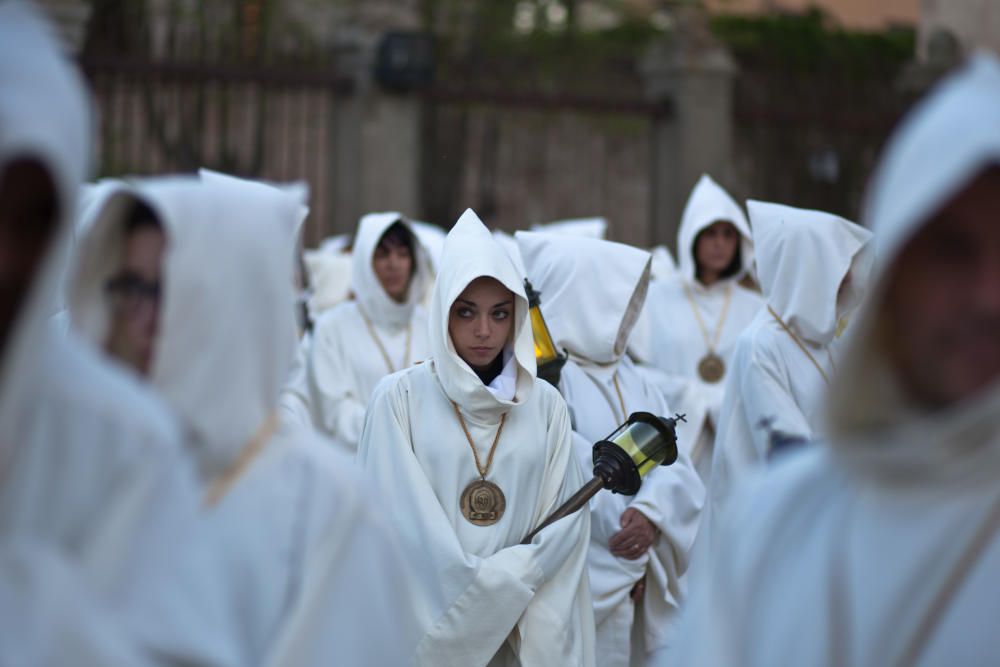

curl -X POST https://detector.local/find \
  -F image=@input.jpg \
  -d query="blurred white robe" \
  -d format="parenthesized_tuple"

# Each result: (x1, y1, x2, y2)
(672, 56, 1000, 666)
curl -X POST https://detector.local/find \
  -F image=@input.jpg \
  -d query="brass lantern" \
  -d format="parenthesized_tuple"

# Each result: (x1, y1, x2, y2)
(524, 278, 567, 386)
(522, 412, 685, 543)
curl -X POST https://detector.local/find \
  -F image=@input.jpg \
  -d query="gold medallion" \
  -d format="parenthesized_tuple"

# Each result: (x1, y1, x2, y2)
(460, 479, 506, 526)
(698, 353, 726, 383)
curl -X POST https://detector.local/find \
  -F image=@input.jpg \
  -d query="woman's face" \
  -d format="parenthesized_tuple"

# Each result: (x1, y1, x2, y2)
(448, 277, 514, 372)
(694, 221, 740, 281)
(372, 233, 413, 303)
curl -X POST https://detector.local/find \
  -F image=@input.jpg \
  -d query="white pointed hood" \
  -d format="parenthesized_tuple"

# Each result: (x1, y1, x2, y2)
(677, 174, 754, 284)
(749, 200, 873, 346)
(827, 54, 1000, 483)
(516, 231, 652, 367)
(69, 175, 304, 479)
(0, 1, 91, 428)
(351, 211, 430, 328)
(429, 209, 536, 419)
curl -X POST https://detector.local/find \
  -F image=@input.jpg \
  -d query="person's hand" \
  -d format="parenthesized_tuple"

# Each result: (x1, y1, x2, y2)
(609, 508, 656, 560)
(630, 576, 646, 602)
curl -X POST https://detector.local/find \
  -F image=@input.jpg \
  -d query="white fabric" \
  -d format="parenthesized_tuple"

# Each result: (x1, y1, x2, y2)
(517, 231, 704, 663)
(279, 330, 318, 428)
(642, 176, 763, 481)
(309, 212, 431, 450)
(531, 216, 608, 239)
(671, 53, 1000, 667)
(68, 173, 415, 665)
(357, 209, 595, 666)
(0, 541, 152, 665)
(302, 247, 353, 319)
(0, 5, 211, 664)
(696, 202, 873, 561)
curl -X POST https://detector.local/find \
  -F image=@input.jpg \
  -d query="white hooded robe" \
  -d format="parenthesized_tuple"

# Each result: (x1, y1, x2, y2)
(671, 53, 1000, 667)
(516, 231, 705, 666)
(68, 173, 415, 666)
(642, 174, 764, 482)
(357, 209, 595, 667)
(698, 200, 874, 558)
(310, 211, 431, 450)
(0, 4, 203, 663)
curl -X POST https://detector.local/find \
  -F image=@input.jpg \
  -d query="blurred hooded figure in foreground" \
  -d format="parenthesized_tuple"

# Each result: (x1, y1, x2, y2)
(672, 54, 1000, 667)
(0, 3, 208, 664)
(68, 172, 415, 666)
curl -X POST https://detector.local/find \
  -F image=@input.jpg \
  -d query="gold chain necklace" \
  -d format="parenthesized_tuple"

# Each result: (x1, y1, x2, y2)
(683, 282, 733, 383)
(203, 413, 279, 508)
(358, 307, 411, 374)
(451, 401, 507, 526)
(767, 306, 833, 386)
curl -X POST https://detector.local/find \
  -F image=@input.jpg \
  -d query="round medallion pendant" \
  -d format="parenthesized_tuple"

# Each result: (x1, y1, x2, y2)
(460, 479, 506, 526)
(698, 353, 726, 384)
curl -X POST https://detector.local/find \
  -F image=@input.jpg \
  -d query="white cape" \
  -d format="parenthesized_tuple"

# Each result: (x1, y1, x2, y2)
(517, 230, 705, 664)
(358, 209, 595, 666)
(672, 55, 1000, 666)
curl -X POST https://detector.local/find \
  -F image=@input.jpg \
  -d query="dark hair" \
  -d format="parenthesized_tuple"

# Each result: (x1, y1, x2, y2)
(377, 220, 415, 254)
(693, 223, 743, 282)
(124, 200, 160, 235)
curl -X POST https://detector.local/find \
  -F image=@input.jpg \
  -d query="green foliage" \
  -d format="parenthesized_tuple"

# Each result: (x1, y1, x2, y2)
(710, 8, 915, 79)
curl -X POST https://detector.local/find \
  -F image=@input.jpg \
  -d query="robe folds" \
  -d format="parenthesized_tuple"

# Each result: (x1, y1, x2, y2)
(310, 212, 431, 450)
(516, 231, 704, 666)
(672, 53, 1000, 667)
(358, 209, 595, 667)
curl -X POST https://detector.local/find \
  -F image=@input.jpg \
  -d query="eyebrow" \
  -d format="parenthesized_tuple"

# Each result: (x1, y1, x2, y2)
(455, 298, 513, 308)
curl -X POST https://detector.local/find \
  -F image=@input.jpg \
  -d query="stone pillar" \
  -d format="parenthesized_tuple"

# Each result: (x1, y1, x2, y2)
(641, 6, 735, 252)
(327, 1, 423, 238)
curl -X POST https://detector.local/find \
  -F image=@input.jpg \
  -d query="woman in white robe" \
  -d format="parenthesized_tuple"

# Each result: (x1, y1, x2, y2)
(357, 209, 595, 667)
(310, 211, 431, 450)
(0, 4, 207, 663)
(516, 231, 705, 667)
(697, 200, 874, 560)
(68, 173, 415, 666)
(672, 53, 1000, 667)
(643, 174, 764, 482)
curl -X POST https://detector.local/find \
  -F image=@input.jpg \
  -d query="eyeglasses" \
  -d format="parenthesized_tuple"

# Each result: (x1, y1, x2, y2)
(104, 272, 161, 315)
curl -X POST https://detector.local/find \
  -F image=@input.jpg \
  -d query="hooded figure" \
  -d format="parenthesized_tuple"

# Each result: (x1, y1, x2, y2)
(310, 211, 431, 450)
(641, 174, 764, 482)
(698, 200, 873, 556)
(671, 54, 1000, 667)
(357, 209, 595, 667)
(0, 3, 205, 663)
(68, 174, 414, 666)
(516, 231, 704, 667)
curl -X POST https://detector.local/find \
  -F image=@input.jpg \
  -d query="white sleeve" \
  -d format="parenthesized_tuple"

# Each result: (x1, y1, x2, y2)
(310, 317, 368, 449)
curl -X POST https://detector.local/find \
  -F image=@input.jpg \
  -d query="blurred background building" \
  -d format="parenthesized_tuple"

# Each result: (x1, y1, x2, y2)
(32, 0, 1000, 250)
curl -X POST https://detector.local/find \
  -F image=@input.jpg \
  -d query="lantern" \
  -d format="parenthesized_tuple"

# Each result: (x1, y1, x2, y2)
(522, 412, 685, 543)
(524, 278, 567, 386)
